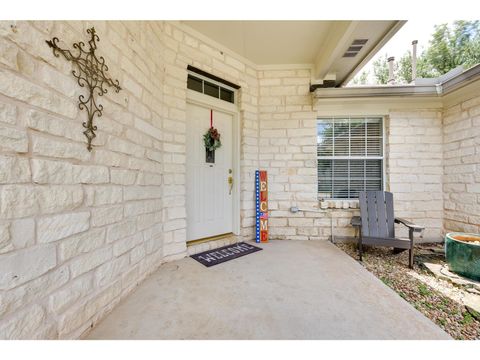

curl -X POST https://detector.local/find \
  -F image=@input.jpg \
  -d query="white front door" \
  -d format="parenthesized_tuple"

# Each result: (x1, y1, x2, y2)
(186, 102, 233, 241)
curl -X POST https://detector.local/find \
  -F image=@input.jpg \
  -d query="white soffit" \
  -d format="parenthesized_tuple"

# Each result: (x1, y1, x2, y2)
(181, 20, 405, 86)
(183, 20, 333, 65)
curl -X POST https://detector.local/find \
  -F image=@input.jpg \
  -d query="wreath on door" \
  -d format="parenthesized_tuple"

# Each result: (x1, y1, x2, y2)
(203, 127, 222, 152)
(204, 109, 222, 152)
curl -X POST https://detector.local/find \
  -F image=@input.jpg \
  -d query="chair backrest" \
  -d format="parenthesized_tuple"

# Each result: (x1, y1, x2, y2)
(359, 191, 395, 239)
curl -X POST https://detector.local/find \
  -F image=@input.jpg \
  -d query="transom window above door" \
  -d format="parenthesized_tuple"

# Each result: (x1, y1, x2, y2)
(187, 73, 236, 104)
(317, 117, 384, 199)
(186, 66, 240, 105)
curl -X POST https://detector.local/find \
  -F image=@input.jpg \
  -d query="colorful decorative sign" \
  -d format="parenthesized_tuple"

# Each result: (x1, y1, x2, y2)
(255, 170, 268, 243)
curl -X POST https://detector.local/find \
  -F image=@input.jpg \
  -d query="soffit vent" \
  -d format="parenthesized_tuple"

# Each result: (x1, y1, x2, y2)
(352, 39, 368, 45)
(342, 38, 369, 58)
(347, 45, 363, 52)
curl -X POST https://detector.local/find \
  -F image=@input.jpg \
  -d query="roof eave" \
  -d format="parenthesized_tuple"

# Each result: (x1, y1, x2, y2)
(339, 20, 407, 87)
(313, 84, 441, 98)
(314, 63, 480, 99)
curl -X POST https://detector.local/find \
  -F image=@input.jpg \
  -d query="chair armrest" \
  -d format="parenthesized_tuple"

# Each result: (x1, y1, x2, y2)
(350, 216, 362, 228)
(395, 217, 424, 232)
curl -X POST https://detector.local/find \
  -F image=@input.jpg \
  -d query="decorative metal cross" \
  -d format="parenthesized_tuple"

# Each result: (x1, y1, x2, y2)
(46, 27, 121, 151)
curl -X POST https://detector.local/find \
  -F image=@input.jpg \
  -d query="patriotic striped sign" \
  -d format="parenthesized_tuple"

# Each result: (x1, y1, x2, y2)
(255, 170, 268, 243)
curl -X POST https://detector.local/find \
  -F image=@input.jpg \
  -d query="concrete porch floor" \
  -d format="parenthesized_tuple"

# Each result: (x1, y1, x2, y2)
(85, 240, 450, 340)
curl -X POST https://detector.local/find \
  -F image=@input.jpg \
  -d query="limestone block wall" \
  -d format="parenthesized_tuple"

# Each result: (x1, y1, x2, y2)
(257, 68, 322, 240)
(256, 70, 364, 241)
(0, 20, 259, 339)
(443, 93, 480, 234)
(387, 110, 444, 240)
(0, 20, 170, 339)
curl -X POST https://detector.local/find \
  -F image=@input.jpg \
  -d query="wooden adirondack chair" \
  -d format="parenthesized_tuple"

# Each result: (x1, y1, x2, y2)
(350, 191, 424, 268)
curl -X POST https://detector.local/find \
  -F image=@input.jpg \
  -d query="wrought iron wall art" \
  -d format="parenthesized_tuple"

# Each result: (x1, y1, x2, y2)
(46, 27, 121, 151)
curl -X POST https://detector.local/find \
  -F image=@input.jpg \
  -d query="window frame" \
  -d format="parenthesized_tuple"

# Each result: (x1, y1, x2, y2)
(316, 116, 386, 200)
(187, 70, 237, 105)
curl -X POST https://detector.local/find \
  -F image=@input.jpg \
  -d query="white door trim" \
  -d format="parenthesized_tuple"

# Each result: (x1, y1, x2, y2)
(186, 89, 241, 237)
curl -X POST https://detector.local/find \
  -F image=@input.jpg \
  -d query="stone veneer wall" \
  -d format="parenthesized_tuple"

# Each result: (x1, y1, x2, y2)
(387, 111, 444, 240)
(0, 20, 259, 339)
(443, 93, 480, 234)
(257, 68, 322, 240)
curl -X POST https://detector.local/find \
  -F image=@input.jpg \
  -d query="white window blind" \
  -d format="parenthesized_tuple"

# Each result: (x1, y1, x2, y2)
(317, 117, 384, 199)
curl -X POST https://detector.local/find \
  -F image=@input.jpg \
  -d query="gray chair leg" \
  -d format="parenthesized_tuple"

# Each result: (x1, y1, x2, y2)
(408, 228, 414, 268)
(358, 234, 363, 261)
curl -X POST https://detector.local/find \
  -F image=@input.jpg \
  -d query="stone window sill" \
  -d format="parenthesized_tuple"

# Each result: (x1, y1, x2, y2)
(319, 199, 359, 209)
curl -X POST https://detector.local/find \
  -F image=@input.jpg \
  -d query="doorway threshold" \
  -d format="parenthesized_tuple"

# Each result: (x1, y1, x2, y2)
(187, 233, 241, 256)
(187, 233, 233, 246)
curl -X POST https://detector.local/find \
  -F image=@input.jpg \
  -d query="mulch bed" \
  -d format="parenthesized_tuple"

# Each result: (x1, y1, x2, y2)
(336, 242, 480, 340)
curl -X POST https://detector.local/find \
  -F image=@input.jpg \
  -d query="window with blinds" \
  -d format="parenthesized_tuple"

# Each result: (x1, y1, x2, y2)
(317, 117, 384, 199)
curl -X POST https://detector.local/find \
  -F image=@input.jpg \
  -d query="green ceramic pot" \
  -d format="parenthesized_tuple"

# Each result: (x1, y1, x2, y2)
(445, 232, 480, 281)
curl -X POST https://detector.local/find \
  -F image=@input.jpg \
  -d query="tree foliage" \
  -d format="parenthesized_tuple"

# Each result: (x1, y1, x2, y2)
(351, 70, 370, 85)
(397, 51, 413, 84)
(372, 54, 391, 84)
(352, 21, 480, 85)
(425, 21, 480, 75)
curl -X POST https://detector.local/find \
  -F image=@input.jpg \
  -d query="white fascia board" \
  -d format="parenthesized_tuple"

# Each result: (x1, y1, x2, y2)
(441, 64, 480, 94)
(313, 97, 444, 116)
(314, 63, 480, 100)
(313, 84, 440, 98)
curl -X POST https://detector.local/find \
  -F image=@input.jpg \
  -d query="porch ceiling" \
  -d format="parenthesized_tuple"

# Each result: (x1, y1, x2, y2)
(181, 20, 405, 86)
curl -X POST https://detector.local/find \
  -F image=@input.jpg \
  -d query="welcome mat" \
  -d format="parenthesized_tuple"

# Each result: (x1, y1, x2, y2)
(191, 242, 262, 267)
